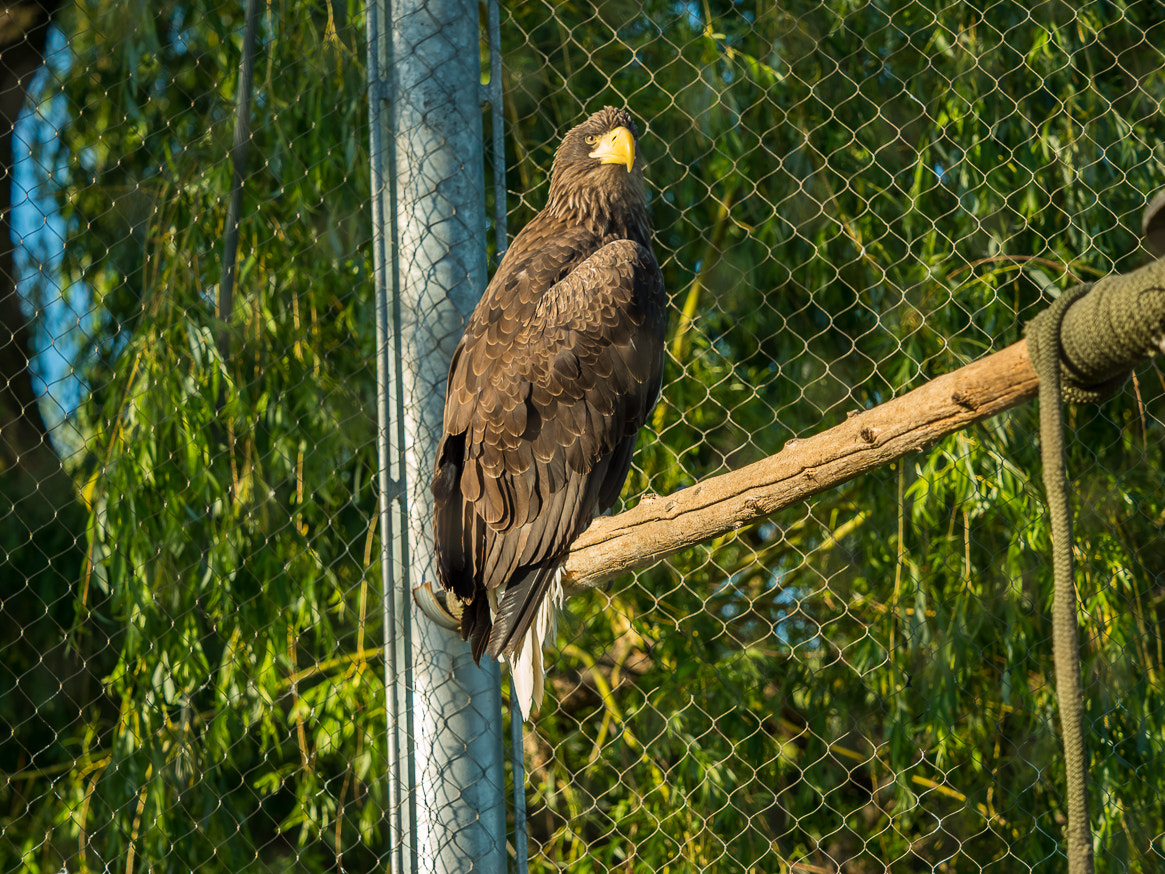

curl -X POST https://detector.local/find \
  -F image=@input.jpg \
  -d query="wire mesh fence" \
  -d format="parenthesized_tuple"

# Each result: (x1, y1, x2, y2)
(3, 0, 1164, 871)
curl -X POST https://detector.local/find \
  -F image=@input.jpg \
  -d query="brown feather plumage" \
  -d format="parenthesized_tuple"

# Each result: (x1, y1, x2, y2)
(432, 107, 667, 690)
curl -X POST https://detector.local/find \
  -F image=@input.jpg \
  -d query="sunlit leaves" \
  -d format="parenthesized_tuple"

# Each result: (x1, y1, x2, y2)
(7, 0, 386, 871)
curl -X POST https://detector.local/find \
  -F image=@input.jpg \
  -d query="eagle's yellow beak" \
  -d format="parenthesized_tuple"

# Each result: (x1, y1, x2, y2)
(589, 126, 635, 170)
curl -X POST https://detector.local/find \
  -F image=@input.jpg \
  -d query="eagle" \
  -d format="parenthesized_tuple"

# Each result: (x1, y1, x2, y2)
(431, 107, 667, 719)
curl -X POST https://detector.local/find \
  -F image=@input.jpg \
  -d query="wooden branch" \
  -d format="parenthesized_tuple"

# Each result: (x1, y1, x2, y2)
(562, 339, 1041, 594)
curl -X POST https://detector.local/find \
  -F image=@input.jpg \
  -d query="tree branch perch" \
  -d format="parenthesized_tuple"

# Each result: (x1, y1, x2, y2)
(562, 339, 1041, 594)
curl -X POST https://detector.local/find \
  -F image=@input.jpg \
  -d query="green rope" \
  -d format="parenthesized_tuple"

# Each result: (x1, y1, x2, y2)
(1032, 261, 1165, 401)
(1024, 263, 1165, 874)
(1026, 287, 1095, 874)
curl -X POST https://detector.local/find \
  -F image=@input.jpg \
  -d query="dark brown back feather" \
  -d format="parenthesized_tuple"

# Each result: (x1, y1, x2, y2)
(432, 107, 666, 663)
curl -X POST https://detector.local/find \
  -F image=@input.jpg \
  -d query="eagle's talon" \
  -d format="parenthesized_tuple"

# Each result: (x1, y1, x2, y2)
(413, 582, 463, 631)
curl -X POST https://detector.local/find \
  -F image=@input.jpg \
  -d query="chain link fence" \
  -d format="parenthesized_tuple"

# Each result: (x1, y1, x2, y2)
(3, 0, 1164, 871)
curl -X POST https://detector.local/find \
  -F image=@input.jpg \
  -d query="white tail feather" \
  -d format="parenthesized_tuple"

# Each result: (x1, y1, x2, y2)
(503, 566, 565, 720)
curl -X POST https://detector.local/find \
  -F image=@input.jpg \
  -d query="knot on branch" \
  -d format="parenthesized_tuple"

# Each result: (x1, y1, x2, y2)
(1025, 262, 1165, 404)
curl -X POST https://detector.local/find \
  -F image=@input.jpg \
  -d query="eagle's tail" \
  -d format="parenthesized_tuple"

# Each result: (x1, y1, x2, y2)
(488, 563, 565, 720)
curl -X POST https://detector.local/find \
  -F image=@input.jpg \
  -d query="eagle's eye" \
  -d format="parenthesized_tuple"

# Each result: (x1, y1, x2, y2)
(584, 134, 598, 144)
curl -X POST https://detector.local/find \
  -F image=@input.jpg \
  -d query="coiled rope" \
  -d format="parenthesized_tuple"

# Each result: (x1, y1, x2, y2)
(1024, 248, 1165, 874)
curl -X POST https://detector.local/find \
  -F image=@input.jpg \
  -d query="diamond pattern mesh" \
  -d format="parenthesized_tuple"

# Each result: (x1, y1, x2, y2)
(2, 0, 1163, 871)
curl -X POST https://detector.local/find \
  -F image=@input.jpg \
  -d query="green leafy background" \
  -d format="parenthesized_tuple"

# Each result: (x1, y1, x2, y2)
(4, 0, 1164, 871)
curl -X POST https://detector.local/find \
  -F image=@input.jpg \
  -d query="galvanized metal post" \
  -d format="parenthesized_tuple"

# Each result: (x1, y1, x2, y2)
(366, 0, 507, 870)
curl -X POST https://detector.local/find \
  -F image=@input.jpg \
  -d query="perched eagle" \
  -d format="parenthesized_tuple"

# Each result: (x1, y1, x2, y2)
(431, 107, 667, 719)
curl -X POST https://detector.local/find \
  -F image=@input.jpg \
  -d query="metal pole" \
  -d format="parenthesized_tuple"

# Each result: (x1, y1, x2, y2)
(366, 0, 507, 871)
(366, 2, 414, 870)
(479, 2, 529, 869)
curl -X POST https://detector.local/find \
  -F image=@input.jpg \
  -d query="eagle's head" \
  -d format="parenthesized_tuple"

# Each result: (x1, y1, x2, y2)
(546, 106, 650, 230)
(557, 106, 640, 173)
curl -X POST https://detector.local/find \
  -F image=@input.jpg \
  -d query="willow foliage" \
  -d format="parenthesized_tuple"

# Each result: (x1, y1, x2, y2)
(10, 1, 384, 871)
(6, 0, 1165, 872)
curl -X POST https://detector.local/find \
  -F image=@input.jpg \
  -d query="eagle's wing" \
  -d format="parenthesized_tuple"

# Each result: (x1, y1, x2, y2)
(433, 236, 666, 666)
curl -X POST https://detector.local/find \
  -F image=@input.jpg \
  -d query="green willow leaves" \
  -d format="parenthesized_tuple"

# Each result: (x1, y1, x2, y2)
(6, 0, 1165, 872)
(10, 1, 383, 871)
